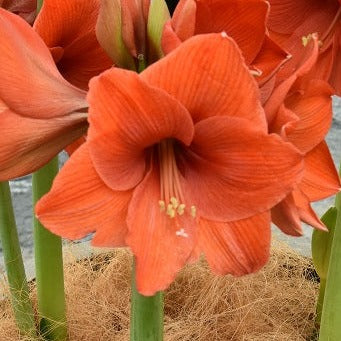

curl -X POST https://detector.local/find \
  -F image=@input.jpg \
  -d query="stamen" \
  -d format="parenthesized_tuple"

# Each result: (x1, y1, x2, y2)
(170, 197, 179, 209)
(166, 204, 176, 218)
(221, 31, 228, 38)
(159, 200, 166, 212)
(177, 204, 186, 216)
(302, 34, 313, 47)
(190, 206, 197, 218)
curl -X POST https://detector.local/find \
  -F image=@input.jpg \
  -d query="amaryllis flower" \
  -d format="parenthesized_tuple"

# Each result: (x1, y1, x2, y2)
(36, 34, 303, 295)
(0, 9, 88, 180)
(0, 0, 36, 24)
(34, 0, 113, 90)
(264, 35, 341, 235)
(162, 0, 289, 90)
(268, 0, 341, 95)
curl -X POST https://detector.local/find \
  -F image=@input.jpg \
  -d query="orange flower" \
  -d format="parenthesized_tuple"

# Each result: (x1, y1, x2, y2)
(36, 34, 303, 295)
(0, 9, 88, 180)
(268, 0, 341, 95)
(0, 0, 36, 24)
(162, 0, 289, 90)
(34, 0, 113, 90)
(264, 34, 341, 235)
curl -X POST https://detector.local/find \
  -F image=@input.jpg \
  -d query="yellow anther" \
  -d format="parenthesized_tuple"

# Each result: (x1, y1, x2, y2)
(177, 204, 186, 216)
(302, 34, 312, 47)
(167, 204, 176, 218)
(190, 206, 197, 218)
(159, 200, 166, 212)
(170, 197, 179, 209)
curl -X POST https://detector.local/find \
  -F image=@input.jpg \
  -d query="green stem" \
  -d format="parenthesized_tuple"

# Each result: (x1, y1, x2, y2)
(36, 0, 43, 13)
(0, 181, 37, 338)
(130, 260, 164, 341)
(316, 278, 326, 327)
(319, 163, 341, 340)
(33, 158, 67, 341)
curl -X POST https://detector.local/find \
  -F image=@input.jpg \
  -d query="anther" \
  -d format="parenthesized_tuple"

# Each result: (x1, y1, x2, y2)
(167, 204, 176, 218)
(302, 34, 312, 47)
(190, 206, 197, 218)
(170, 197, 179, 209)
(159, 200, 166, 212)
(177, 204, 186, 216)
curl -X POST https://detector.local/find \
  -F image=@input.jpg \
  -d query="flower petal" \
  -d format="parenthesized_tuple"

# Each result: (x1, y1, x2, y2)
(126, 165, 194, 296)
(87, 68, 194, 191)
(264, 33, 319, 124)
(0, 103, 87, 180)
(34, 0, 113, 90)
(181, 116, 304, 221)
(299, 141, 341, 201)
(198, 212, 271, 276)
(194, 0, 269, 63)
(35, 144, 131, 245)
(141, 33, 266, 128)
(0, 9, 87, 118)
(271, 193, 303, 236)
(282, 80, 333, 153)
(292, 189, 327, 231)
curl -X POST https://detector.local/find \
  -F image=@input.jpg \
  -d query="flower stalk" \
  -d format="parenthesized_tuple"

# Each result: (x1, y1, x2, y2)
(33, 157, 67, 341)
(318, 163, 341, 340)
(130, 260, 164, 341)
(0, 181, 36, 338)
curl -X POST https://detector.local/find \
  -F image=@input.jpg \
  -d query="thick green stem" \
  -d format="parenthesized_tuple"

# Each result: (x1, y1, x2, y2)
(130, 260, 164, 341)
(33, 158, 67, 341)
(319, 164, 341, 341)
(0, 181, 36, 337)
(316, 278, 326, 327)
(36, 0, 43, 13)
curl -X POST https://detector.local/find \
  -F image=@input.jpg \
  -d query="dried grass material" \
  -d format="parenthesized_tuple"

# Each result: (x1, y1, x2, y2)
(0, 241, 318, 340)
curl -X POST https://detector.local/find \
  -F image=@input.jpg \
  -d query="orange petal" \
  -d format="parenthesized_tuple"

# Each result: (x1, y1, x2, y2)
(87, 68, 194, 191)
(35, 144, 131, 245)
(299, 141, 341, 201)
(264, 33, 319, 124)
(329, 25, 341, 95)
(182, 116, 304, 221)
(64, 136, 86, 156)
(34, 0, 112, 90)
(292, 189, 328, 231)
(271, 193, 303, 236)
(198, 212, 271, 276)
(0, 9, 87, 118)
(161, 20, 182, 54)
(126, 165, 194, 296)
(194, 0, 269, 64)
(142, 33, 266, 129)
(0, 103, 87, 180)
(171, 0, 196, 42)
(282, 80, 333, 153)
(253, 36, 290, 86)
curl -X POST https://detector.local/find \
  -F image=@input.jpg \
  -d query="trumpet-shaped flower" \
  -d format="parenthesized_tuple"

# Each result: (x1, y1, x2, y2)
(0, 9, 88, 180)
(264, 34, 341, 235)
(268, 0, 341, 95)
(34, 0, 113, 90)
(36, 34, 304, 295)
(162, 0, 289, 91)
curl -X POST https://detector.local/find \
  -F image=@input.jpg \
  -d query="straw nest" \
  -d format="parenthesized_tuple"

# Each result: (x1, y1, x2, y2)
(0, 240, 318, 340)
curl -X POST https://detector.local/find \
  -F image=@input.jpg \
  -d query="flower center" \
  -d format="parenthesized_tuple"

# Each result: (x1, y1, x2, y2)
(157, 139, 196, 220)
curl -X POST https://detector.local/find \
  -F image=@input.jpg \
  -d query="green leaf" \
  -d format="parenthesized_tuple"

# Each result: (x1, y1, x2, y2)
(312, 207, 337, 280)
